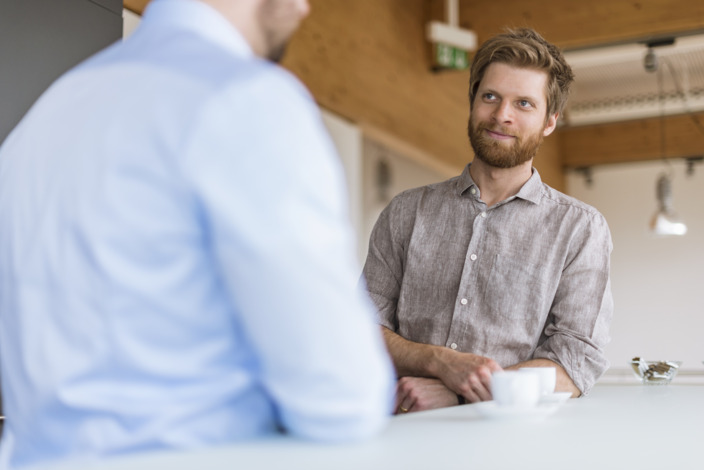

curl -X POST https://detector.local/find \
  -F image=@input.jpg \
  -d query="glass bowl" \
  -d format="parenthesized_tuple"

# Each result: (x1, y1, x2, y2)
(630, 358, 682, 385)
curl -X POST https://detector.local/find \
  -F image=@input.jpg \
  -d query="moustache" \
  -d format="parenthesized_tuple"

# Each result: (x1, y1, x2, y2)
(477, 123, 517, 139)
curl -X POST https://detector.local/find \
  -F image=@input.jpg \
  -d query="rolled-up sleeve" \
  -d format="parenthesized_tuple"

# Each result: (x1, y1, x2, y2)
(533, 212, 614, 395)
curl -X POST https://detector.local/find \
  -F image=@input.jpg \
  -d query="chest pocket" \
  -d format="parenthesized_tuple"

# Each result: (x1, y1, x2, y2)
(483, 254, 551, 321)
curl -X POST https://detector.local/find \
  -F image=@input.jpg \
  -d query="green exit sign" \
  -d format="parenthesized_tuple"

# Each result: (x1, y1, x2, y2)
(434, 43, 469, 70)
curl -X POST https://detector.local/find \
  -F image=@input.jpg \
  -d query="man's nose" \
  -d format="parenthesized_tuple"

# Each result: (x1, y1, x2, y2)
(492, 101, 514, 123)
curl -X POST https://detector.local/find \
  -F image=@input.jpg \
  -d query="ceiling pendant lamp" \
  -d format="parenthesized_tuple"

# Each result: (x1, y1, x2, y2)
(645, 44, 687, 237)
(650, 173, 687, 236)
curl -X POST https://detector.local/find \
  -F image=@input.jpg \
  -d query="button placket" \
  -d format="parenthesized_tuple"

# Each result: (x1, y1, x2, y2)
(447, 198, 486, 353)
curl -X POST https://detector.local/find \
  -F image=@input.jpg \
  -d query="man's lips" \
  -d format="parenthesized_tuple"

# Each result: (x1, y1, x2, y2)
(484, 128, 516, 140)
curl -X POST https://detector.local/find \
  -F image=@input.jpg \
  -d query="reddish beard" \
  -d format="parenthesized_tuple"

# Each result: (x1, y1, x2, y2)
(467, 116, 544, 169)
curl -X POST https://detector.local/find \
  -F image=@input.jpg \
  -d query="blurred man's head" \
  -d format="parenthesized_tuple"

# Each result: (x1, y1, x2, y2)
(258, 0, 309, 61)
(203, 0, 310, 61)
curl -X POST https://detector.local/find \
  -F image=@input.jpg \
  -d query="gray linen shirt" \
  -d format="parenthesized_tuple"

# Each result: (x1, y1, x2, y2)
(362, 165, 613, 395)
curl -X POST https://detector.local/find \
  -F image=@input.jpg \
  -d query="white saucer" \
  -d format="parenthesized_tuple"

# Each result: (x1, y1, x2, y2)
(539, 392, 572, 405)
(473, 393, 571, 420)
(474, 401, 561, 420)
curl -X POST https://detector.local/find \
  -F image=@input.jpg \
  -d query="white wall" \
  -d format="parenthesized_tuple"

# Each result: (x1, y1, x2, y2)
(122, 8, 141, 38)
(359, 138, 448, 264)
(322, 116, 449, 265)
(567, 160, 704, 372)
(321, 111, 365, 262)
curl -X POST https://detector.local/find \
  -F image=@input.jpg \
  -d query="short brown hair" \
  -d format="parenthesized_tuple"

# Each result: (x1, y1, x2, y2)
(468, 28, 574, 118)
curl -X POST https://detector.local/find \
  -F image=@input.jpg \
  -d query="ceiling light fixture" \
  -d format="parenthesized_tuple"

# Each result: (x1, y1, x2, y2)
(646, 40, 687, 236)
(650, 172, 687, 236)
(643, 47, 658, 73)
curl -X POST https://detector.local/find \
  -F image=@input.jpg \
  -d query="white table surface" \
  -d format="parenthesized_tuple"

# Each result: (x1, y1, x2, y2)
(55, 384, 704, 470)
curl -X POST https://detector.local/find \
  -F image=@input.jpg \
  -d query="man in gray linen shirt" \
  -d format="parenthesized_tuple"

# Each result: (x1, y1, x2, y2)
(362, 28, 613, 413)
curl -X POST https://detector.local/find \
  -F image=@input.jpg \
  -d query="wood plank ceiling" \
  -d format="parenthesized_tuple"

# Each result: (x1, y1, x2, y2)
(124, 0, 704, 190)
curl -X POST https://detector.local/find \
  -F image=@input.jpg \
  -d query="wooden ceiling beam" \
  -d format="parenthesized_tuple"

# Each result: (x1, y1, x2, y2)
(560, 112, 704, 168)
(458, 0, 704, 50)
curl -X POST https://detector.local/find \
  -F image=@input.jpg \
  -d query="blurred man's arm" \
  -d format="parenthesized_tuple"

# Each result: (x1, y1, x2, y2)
(188, 71, 395, 441)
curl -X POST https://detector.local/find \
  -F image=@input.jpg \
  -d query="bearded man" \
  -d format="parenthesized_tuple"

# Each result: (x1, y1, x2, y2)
(361, 28, 613, 413)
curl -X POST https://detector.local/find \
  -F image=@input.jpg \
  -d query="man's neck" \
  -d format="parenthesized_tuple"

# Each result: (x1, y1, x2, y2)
(199, 0, 265, 57)
(468, 158, 533, 207)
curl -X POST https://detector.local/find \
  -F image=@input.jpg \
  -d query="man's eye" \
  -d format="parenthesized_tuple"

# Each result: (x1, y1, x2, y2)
(518, 100, 532, 108)
(483, 93, 496, 100)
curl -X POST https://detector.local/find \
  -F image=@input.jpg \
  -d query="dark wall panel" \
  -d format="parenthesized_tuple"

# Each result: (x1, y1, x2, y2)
(0, 0, 123, 144)
(0, 0, 122, 422)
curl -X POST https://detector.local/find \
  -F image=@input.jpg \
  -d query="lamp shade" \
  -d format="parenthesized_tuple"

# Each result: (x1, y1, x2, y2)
(650, 173, 687, 236)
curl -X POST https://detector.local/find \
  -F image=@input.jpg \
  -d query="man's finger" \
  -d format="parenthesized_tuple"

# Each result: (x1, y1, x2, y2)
(461, 386, 481, 403)
(397, 396, 415, 414)
(468, 374, 492, 401)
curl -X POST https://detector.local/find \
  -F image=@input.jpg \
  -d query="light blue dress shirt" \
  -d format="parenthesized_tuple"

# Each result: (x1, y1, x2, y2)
(0, 0, 394, 467)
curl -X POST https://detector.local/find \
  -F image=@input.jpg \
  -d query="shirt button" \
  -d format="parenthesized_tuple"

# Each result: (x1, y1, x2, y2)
(470, 254, 477, 261)
(481, 212, 487, 218)
(450, 343, 458, 350)
(470, 188, 477, 195)
(460, 298, 468, 305)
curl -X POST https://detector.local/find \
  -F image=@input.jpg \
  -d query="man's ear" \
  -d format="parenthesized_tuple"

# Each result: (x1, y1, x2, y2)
(543, 113, 559, 136)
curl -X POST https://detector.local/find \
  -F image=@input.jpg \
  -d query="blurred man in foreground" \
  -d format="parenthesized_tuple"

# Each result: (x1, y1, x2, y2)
(0, 0, 394, 467)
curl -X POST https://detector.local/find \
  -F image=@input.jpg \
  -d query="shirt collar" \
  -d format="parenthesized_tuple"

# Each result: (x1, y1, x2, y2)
(457, 163, 544, 205)
(515, 168, 543, 205)
(141, 0, 254, 59)
(457, 164, 475, 196)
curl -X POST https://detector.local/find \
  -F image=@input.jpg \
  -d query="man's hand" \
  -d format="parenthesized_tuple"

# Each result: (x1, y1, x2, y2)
(435, 351, 503, 403)
(381, 327, 503, 404)
(394, 377, 460, 414)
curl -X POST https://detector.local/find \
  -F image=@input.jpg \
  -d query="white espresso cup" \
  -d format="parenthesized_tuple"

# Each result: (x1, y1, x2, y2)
(491, 371, 541, 408)
(519, 367, 556, 396)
